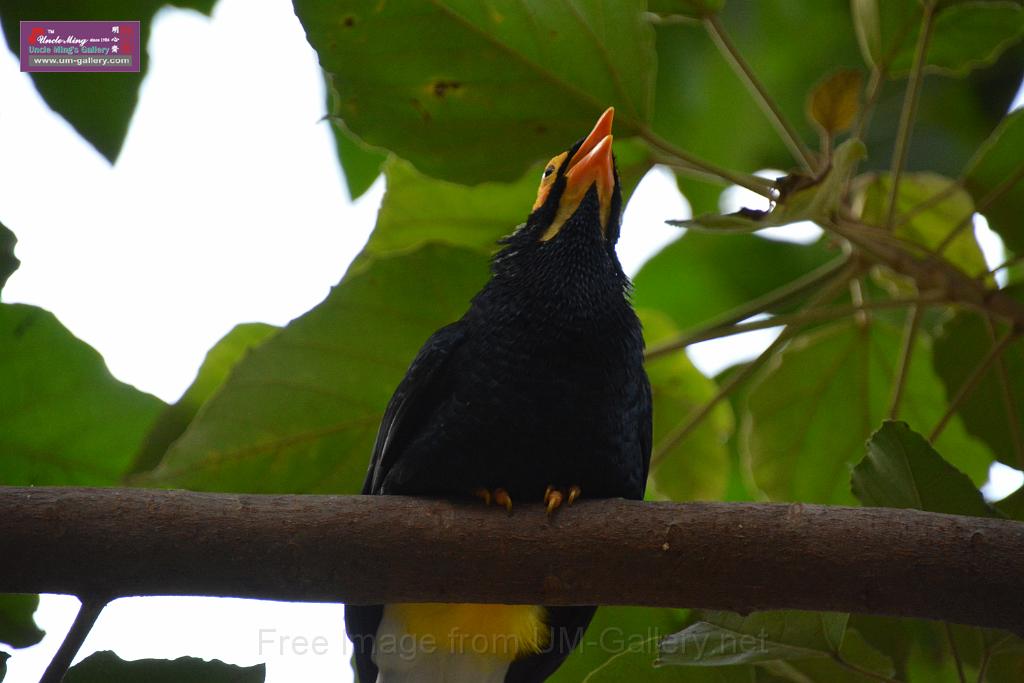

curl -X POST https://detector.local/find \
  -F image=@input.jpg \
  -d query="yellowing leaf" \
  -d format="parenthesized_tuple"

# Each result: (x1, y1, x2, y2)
(808, 69, 863, 135)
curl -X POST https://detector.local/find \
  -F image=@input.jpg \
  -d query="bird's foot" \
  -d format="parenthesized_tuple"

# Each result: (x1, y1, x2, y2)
(473, 487, 513, 513)
(544, 485, 581, 515)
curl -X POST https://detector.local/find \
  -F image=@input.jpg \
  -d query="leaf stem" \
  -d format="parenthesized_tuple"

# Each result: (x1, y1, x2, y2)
(888, 305, 922, 419)
(40, 596, 108, 683)
(641, 127, 776, 197)
(644, 256, 852, 362)
(938, 163, 1024, 255)
(832, 653, 903, 683)
(978, 253, 1023, 280)
(885, 1, 937, 229)
(646, 295, 940, 361)
(985, 316, 1024, 469)
(929, 327, 1016, 442)
(703, 15, 815, 171)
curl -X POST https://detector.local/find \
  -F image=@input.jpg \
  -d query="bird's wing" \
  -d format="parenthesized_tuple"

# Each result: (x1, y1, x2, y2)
(362, 321, 466, 494)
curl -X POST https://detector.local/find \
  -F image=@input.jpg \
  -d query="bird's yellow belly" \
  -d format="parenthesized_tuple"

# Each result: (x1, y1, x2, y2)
(390, 603, 548, 661)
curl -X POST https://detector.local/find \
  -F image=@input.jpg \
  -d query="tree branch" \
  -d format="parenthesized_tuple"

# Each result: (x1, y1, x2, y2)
(2, 488, 1023, 635)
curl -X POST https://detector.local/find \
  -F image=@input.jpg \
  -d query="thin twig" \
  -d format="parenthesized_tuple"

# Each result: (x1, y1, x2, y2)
(885, 1, 937, 229)
(640, 127, 776, 197)
(888, 305, 922, 419)
(938, 163, 1024, 255)
(851, 67, 885, 142)
(929, 328, 1016, 442)
(703, 15, 815, 171)
(644, 257, 851, 361)
(40, 597, 108, 683)
(945, 622, 967, 683)
(645, 295, 941, 361)
(978, 253, 1024, 281)
(984, 316, 1024, 470)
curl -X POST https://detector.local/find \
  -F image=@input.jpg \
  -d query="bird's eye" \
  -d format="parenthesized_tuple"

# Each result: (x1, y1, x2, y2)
(543, 165, 555, 178)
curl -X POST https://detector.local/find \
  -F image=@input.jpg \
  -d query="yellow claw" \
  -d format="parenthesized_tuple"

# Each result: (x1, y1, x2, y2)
(545, 487, 564, 515)
(568, 485, 582, 505)
(494, 488, 513, 513)
(473, 488, 492, 506)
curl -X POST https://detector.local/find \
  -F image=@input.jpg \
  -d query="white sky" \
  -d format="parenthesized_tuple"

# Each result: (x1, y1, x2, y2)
(1, 1, 1021, 681)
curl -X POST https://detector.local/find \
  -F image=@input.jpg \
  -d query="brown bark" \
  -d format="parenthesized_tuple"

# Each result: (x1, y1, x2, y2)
(2, 487, 1022, 634)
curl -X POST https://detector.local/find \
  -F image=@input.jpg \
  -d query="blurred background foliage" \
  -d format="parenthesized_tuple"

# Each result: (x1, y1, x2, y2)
(2, 0, 1024, 681)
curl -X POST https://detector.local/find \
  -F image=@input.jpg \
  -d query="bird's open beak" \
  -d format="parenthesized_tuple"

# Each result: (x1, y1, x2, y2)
(544, 108, 614, 241)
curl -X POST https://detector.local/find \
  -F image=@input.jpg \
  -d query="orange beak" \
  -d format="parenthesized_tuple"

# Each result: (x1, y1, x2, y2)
(541, 108, 616, 240)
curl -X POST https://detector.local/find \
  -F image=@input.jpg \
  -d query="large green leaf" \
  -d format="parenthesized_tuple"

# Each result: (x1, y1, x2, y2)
(64, 651, 265, 683)
(146, 245, 489, 492)
(659, 611, 848, 667)
(362, 158, 537, 261)
(964, 108, 1024, 254)
(0, 304, 163, 485)
(852, 420, 995, 516)
(294, 0, 655, 183)
(0, 0, 217, 162)
(888, 1, 1024, 78)
(0, 595, 43, 649)
(744, 318, 992, 503)
(756, 628, 895, 682)
(631, 232, 835, 333)
(0, 221, 17, 294)
(932, 287, 1024, 469)
(856, 172, 988, 276)
(641, 310, 732, 502)
(129, 323, 279, 475)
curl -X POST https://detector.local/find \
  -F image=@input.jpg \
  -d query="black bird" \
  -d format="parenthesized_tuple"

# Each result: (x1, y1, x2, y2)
(346, 108, 652, 683)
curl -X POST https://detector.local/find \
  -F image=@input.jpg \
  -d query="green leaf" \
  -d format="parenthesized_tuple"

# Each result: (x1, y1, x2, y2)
(145, 245, 489, 492)
(852, 420, 995, 516)
(932, 286, 1024, 469)
(0, 595, 44, 649)
(0, 304, 163, 486)
(641, 310, 732, 502)
(674, 140, 866, 234)
(631, 232, 835, 333)
(64, 651, 265, 683)
(327, 76, 387, 200)
(0, 221, 17, 294)
(889, 2, 1024, 78)
(294, 0, 656, 183)
(0, 0, 216, 162)
(744, 318, 992, 504)
(855, 172, 988, 276)
(964, 108, 1024, 254)
(362, 158, 537, 261)
(129, 323, 279, 475)
(658, 611, 848, 667)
